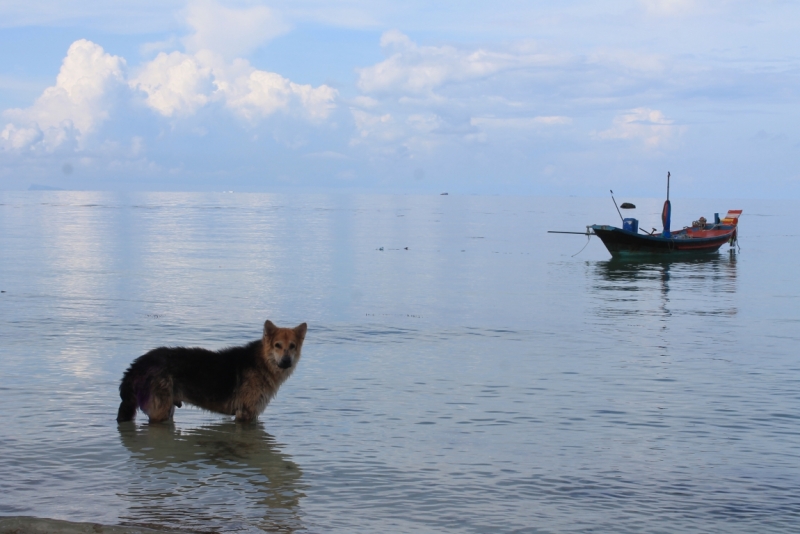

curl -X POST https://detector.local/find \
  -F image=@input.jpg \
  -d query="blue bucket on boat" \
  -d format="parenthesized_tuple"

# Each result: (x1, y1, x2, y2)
(622, 218, 638, 234)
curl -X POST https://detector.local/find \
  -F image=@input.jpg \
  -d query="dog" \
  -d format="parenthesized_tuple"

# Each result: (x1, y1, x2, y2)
(117, 320, 307, 423)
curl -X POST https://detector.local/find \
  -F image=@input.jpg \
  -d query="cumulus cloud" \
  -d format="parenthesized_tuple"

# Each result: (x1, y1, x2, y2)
(223, 68, 337, 122)
(595, 108, 683, 148)
(357, 30, 560, 96)
(2, 31, 337, 157)
(131, 50, 337, 121)
(182, 0, 290, 59)
(2, 39, 125, 152)
(1, 123, 44, 150)
(130, 51, 214, 117)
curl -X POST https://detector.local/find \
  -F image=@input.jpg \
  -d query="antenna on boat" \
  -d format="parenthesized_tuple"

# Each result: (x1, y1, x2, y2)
(610, 190, 624, 223)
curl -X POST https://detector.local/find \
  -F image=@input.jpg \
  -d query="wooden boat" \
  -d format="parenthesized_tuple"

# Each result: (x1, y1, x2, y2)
(549, 173, 742, 257)
(590, 210, 741, 257)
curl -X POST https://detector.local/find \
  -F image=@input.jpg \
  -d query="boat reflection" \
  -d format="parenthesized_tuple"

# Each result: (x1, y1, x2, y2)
(590, 249, 738, 319)
(117, 420, 304, 533)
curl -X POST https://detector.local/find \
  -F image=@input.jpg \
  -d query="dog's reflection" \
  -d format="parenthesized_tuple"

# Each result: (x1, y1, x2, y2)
(118, 420, 304, 533)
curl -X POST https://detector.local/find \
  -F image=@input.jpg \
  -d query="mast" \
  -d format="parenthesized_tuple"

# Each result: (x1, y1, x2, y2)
(662, 171, 672, 238)
(667, 171, 670, 201)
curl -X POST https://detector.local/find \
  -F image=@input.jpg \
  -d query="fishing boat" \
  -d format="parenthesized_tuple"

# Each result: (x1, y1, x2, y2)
(590, 211, 740, 256)
(550, 173, 742, 257)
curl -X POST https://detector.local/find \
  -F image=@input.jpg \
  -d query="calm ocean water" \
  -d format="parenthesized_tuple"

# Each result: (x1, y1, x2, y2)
(1, 191, 799, 533)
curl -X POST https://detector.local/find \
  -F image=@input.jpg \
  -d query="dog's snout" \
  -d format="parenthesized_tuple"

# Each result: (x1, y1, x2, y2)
(278, 355, 292, 369)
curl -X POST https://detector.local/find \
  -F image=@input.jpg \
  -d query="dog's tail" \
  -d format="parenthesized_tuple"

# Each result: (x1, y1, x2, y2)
(117, 370, 139, 422)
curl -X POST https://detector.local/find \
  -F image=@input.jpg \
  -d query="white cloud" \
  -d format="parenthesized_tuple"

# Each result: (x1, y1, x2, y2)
(1, 123, 43, 150)
(132, 1, 332, 121)
(349, 95, 380, 109)
(595, 108, 683, 148)
(2, 40, 126, 152)
(407, 113, 443, 133)
(2, 31, 338, 159)
(357, 30, 560, 96)
(348, 109, 451, 156)
(182, 0, 290, 59)
(350, 109, 397, 144)
(223, 69, 337, 121)
(132, 47, 337, 121)
(130, 51, 214, 117)
(471, 116, 572, 129)
(349, 32, 577, 157)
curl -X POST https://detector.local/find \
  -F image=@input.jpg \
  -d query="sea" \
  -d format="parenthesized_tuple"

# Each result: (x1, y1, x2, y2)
(0, 191, 798, 533)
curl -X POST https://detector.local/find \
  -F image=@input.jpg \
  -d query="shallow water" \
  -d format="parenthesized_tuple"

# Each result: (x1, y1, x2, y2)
(1, 192, 799, 533)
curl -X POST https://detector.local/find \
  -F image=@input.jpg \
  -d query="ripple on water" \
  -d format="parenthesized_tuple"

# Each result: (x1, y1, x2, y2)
(1, 193, 799, 533)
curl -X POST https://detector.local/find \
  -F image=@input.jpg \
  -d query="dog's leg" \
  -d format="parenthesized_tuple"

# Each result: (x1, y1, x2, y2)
(147, 403, 173, 423)
(146, 376, 175, 423)
(147, 402, 174, 423)
(117, 373, 138, 422)
(235, 408, 255, 422)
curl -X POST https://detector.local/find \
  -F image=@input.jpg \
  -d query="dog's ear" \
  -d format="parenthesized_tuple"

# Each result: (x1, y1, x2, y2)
(294, 322, 308, 341)
(264, 320, 278, 338)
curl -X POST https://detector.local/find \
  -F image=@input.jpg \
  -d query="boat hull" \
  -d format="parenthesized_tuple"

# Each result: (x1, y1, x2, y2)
(591, 225, 735, 257)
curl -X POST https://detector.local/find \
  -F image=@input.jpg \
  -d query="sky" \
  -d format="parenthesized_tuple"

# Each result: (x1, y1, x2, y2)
(0, 0, 798, 197)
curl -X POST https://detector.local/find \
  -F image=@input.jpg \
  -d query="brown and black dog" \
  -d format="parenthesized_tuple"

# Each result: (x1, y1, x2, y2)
(117, 320, 307, 423)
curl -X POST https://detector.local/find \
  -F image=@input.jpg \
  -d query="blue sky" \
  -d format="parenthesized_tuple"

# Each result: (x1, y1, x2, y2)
(0, 0, 798, 196)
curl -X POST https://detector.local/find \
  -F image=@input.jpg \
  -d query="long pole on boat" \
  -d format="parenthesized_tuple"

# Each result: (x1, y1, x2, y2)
(610, 190, 624, 223)
(662, 172, 672, 238)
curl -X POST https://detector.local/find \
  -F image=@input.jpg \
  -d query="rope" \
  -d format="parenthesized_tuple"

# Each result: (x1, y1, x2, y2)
(571, 227, 592, 257)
